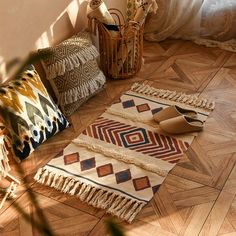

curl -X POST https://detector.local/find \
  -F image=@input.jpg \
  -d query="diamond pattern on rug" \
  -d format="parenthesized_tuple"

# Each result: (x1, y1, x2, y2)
(80, 157, 96, 171)
(152, 185, 161, 194)
(54, 150, 64, 158)
(136, 103, 150, 113)
(115, 169, 132, 184)
(133, 176, 151, 191)
(120, 128, 148, 147)
(64, 152, 80, 165)
(83, 117, 189, 163)
(97, 163, 113, 177)
(122, 99, 135, 108)
(151, 107, 163, 115)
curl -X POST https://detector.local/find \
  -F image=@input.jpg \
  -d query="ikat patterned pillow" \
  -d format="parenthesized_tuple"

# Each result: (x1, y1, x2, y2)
(0, 66, 69, 162)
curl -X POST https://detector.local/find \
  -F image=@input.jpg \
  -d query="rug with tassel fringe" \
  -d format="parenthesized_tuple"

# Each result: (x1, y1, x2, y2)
(34, 83, 215, 223)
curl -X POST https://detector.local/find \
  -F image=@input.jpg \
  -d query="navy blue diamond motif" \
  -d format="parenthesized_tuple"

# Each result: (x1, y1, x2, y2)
(152, 185, 161, 194)
(115, 169, 131, 184)
(151, 107, 163, 115)
(80, 157, 96, 171)
(122, 99, 135, 109)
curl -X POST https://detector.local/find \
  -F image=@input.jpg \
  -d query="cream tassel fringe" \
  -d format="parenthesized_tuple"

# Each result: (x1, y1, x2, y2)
(59, 71, 106, 105)
(0, 136, 10, 178)
(34, 167, 146, 223)
(131, 83, 215, 111)
(45, 45, 99, 80)
(74, 138, 168, 177)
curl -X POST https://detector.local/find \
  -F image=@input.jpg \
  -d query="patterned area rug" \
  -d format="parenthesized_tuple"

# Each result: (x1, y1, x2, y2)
(34, 83, 214, 223)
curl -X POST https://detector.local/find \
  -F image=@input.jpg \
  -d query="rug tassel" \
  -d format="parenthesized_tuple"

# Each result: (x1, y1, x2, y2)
(34, 168, 43, 181)
(51, 174, 59, 188)
(37, 169, 49, 184)
(91, 190, 106, 207)
(55, 175, 64, 190)
(128, 202, 146, 222)
(86, 187, 97, 202)
(131, 83, 215, 111)
(46, 172, 54, 186)
(61, 178, 70, 192)
(69, 181, 81, 195)
(119, 200, 134, 218)
(34, 168, 147, 223)
(63, 179, 75, 193)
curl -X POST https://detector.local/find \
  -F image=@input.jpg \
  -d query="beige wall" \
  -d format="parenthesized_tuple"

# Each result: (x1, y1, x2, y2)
(0, 0, 126, 82)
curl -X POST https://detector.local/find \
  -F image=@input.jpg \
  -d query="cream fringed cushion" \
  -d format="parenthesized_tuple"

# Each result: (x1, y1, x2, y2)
(39, 31, 106, 116)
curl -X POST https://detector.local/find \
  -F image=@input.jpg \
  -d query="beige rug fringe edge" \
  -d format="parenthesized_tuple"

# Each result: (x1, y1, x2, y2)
(131, 83, 215, 111)
(34, 167, 146, 223)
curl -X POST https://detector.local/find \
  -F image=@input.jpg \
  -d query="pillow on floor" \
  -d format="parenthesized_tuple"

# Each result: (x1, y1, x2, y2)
(39, 31, 106, 116)
(0, 66, 69, 162)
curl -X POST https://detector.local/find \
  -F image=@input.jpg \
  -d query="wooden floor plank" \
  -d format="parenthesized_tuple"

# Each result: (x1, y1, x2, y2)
(199, 191, 235, 236)
(179, 202, 214, 236)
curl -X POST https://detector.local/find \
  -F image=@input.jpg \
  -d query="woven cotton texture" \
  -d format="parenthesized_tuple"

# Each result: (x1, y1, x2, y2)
(39, 31, 106, 116)
(35, 83, 214, 222)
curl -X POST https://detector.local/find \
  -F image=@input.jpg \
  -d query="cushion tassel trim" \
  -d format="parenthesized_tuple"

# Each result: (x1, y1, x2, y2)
(34, 167, 146, 223)
(59, 71, 106, 106)
(131, 83, 215, 111)
(43, 45, 99, 80)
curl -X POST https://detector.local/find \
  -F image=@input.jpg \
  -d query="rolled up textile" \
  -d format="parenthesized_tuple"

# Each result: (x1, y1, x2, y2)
(133, 0, 158, 25)
(113, 0, 158, 76)
(87, 0, 120, 35)
(87, 0, 115, 25)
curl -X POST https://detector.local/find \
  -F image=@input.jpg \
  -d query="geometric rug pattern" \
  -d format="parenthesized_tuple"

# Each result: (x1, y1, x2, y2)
(83, 117, 189, 164)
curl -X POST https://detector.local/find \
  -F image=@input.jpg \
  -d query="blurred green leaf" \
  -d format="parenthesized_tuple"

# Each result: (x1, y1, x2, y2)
(106, 218, 126, 236)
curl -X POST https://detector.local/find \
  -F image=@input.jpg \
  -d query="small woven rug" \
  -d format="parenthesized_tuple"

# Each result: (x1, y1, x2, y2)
(34, 83, 214, 223)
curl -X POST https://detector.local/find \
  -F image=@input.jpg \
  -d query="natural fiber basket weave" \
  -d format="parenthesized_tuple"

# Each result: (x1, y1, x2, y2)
(88, 9, 143, 79)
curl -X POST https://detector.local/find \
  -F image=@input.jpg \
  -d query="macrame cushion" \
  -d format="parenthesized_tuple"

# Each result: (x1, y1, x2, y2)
(0, 66, 70, 162)
(39, 31, 106, 116)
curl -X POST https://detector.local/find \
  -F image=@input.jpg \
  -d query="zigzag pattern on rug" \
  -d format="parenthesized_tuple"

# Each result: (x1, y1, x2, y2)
(83, 117, 189, 164)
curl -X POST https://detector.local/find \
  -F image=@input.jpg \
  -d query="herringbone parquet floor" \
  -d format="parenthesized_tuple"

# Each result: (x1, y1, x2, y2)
(0, 39, 236, 236)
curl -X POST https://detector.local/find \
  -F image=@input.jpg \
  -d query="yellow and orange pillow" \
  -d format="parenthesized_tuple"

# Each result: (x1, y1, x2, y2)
(0, 66, 69, 162)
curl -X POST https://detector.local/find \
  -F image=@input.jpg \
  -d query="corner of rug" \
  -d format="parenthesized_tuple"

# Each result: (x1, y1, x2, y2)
(34, 167, 146, 223)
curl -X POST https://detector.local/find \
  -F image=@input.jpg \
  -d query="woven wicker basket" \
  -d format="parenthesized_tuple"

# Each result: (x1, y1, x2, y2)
(88, 9, 143, 79)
